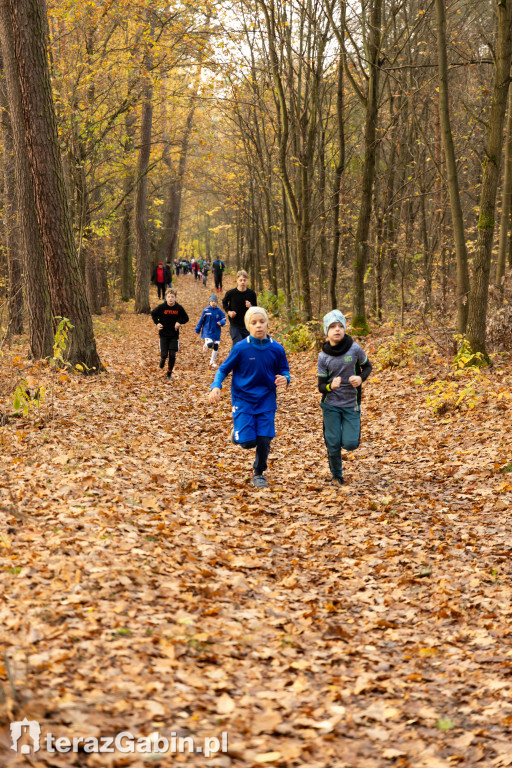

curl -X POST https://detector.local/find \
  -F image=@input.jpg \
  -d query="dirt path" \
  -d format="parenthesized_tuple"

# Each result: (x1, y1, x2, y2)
(1, 275, 511, 767)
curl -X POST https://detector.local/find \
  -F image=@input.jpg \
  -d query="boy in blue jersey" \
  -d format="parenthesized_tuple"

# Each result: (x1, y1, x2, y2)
(208, 307, 290, 488)
(318, 310, 372, 487)
(195, 295, 227, 368)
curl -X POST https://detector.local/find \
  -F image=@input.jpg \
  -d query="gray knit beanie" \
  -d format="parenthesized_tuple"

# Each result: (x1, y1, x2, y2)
(323, 310, 347, 335)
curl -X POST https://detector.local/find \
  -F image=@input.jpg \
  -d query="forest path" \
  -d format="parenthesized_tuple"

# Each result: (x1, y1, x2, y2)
(0, 274, 511, 767)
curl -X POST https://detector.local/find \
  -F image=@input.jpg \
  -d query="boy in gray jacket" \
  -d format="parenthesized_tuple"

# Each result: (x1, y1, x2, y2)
(318, 310, 372, 486)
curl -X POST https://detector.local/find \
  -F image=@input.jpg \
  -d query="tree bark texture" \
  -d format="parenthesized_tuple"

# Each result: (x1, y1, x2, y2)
(8, 0, 101, 370)
(134, 17, 154, 315)
(466, 0, 512, 357)
(159, 102, 195, 266)
(0, 58, 23, 334)
(120, 109, 136, 301)
(0, 0, 52, 356)
(329, 48, 345, 311)
(435, 0, 470, 333)
(351, 0, 382, 335)
(496, 82, 512, 296)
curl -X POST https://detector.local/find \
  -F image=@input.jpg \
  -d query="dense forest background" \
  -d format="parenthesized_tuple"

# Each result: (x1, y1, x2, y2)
(2, 0, 512, 363)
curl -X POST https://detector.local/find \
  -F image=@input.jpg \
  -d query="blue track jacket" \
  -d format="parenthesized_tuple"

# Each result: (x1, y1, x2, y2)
(211, 335, 290, 413)
(195, 306, 226, 341)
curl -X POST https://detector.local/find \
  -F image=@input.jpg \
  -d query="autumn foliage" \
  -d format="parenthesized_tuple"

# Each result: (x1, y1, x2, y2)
(1, 277, 511, 766)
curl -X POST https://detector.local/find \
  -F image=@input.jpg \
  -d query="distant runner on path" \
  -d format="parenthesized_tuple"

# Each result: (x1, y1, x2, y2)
(151, 288, 189, 384)
(195, 294, 226, 368)
(222, 270, 257, 346)
(212, 257, 225, 292)
(318, 310, 372, 487)
(208, 306, 290, 489)
(151, 261, 171, 300)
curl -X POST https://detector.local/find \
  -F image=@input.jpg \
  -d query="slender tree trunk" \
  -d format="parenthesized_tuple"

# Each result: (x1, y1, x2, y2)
(466, 0, 512, 358)
(134, 11, 154, 314)
(496, 83, 512, 297)
(0, 57, 23, 334)
(159, 102, 195, 264)
(330, 48, 345, 310)
(351, 0, 382, 335)
(8, 0, 101, 369)
(120, 110, 136, 301)
(0, 0, 52, 357)
(434, 0, 470, 333)
(257, 0, 312, 318)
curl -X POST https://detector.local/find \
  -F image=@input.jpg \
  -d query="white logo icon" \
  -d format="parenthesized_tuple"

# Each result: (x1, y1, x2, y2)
(10, 719, 41, 754)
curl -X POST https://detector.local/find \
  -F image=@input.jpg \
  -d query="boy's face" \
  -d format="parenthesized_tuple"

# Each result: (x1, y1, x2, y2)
(209, 300, 217, 308)
(237, 275, 248, 291)
(327, 322, 345, 344)
(166, 293, 176, 305)
(249, 313, 268, 338)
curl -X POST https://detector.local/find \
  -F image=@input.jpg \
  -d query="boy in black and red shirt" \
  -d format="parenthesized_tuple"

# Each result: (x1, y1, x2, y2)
(151, 288, 189, 382)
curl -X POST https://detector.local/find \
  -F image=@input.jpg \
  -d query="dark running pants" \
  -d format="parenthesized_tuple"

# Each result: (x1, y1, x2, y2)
(214, 273, 223, 290)
(321, 402, 361, 480)
(159, 337, 177, 373)
(230, 325, 250, 346)
(240, 436, 272, 476)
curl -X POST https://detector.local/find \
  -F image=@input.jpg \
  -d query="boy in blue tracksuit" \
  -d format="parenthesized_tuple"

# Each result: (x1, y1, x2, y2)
(318, 310, 372, 487)
(208, 307, 290, 488)
(195, 295, 227, 368)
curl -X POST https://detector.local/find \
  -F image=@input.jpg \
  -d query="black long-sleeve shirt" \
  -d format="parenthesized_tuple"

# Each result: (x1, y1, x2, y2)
(222, 287, 258, 328)
(151, 301, 189, 338)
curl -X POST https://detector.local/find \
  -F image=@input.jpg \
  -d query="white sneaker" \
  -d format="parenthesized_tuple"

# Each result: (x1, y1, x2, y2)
(210, 362, 217, 368)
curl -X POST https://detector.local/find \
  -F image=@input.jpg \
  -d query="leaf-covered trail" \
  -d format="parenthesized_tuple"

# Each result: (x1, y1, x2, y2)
(1, 276, 512, 767)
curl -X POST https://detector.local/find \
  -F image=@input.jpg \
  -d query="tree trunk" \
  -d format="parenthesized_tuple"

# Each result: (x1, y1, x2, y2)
(159, 102, 195, 265)
(134, 12, 154, 315)
(330, 49, 345, 311)
(466, 0, 512, 358)
(119, 110, 136, 301)
(496, 82, 512, 297)
(0, 0, 52, 357)
(434, 0, 470, 333)
(0, 56, 23, 335)
(8, 0, 101, 370)
(351, 0, 382, 335)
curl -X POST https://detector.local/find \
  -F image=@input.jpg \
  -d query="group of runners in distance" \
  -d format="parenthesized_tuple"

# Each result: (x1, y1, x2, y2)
(150, 265, 372, 489)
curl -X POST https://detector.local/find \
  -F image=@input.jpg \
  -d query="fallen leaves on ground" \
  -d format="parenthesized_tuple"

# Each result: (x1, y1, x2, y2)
(0, 277, 511, 767)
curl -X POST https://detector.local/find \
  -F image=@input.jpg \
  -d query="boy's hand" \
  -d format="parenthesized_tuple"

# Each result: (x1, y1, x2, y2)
(175, 322, 181, 330)
(209, 388, 221, 404)
(331, 376, 341, 390)
(275, 375, 288, 389)
(245, 300, 252, 308)
(217, 321, 222, 325)
(349, 375, 362, 388)
(228, 311, 236, 318)
(157, 323, 164, 330)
